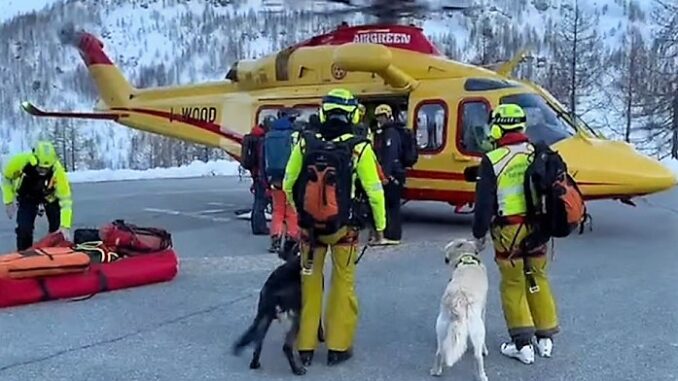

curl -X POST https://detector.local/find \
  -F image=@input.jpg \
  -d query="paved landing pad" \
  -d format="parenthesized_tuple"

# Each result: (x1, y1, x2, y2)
(0, 176, 676, 381)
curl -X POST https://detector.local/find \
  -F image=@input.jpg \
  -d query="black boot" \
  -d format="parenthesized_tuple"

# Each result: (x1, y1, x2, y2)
(327, 349, 353, 366)
(268, 236, 281, 253)
(299, 350, 314, 366)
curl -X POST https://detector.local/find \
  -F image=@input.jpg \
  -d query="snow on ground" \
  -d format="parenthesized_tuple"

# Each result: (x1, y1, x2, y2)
(66, 159, 241, 183)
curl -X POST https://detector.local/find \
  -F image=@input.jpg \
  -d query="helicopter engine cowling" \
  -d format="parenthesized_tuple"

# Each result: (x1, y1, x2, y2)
(333, 43, 419, 91)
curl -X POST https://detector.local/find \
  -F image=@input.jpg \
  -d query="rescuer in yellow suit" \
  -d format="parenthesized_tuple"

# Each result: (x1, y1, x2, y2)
(471, 104, 559, 365)
(283, 88, 387, 367)
(2, 141, 73, 250)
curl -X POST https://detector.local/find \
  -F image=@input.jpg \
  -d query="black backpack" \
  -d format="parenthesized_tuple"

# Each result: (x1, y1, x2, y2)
(292, 132, 368, 236)
(394, 124, 419, 168)
(522, 141, 588, 250)
(240, 133, 261, 171)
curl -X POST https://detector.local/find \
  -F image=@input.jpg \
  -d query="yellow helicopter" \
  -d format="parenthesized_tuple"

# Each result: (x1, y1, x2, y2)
(19, 1, 677, 213)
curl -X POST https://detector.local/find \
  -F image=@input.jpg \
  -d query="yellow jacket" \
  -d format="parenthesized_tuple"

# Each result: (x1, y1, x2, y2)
(1, 152, 73, 229)
(283, 132, 386, 232)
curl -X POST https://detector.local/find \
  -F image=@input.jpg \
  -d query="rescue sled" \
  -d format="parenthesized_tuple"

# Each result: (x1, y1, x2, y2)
(0, 221, 179, 309)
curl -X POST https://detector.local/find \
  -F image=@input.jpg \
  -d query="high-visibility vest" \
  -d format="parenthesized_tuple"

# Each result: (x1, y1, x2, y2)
(486, 142, 534, 217)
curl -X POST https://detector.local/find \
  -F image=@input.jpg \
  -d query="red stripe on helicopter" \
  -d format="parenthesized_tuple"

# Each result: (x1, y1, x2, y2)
(110, 107, 244, 144)
(408, 169, 625, 186)
(406, 170, 466, 181)
(404, 188, 647, 205)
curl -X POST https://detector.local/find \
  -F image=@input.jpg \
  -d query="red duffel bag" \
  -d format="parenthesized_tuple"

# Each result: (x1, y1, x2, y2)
(99, 219, 172, 255)
(0, 249, 178, 308)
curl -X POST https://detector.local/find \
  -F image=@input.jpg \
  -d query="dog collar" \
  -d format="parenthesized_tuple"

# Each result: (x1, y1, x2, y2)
(455, 254, 481, 268)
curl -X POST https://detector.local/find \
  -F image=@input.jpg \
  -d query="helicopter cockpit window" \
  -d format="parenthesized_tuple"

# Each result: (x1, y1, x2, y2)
(499, 93, 575, 145)
(291, 106, 319, 123)
(257, 105, 320, 131)
(289, 106, 320, 130)
(459, 100, 493, 154)
(415, 102, 446, 152)
(257, 108, 280, 125)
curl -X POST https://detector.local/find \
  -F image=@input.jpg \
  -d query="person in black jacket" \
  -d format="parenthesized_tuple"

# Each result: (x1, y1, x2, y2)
(370, 104, 404, 243)
(248, 120, 270, 236)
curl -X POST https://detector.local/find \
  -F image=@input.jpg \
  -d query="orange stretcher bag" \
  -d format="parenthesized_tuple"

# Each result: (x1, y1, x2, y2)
(0, 247, 91, 279)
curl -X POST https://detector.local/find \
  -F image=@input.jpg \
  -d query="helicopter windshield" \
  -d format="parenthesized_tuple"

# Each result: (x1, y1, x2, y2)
(499, 93, 575, 146)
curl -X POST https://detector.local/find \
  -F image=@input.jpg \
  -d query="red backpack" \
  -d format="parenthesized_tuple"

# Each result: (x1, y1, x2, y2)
(99, 220, 172, 255)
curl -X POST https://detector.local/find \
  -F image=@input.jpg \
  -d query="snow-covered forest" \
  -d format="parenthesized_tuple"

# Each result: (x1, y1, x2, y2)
(0, 0, 676, 171)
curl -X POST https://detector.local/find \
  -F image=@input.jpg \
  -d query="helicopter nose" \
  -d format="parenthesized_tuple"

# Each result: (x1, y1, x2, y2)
(553, 134, 678, 199)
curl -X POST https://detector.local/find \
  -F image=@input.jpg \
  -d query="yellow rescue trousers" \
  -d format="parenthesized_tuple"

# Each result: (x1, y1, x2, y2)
(298, 227, 359, 352)
(490, 220, 560, 343)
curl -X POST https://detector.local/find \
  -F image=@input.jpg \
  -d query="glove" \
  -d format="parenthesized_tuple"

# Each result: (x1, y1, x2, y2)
(473, 236, 487, 252)
(58, 227, 71, 241)
(5, 203, 15, 220)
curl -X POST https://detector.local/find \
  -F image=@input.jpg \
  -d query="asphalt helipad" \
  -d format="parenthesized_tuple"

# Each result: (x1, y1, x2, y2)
(0, 175, 676, 381)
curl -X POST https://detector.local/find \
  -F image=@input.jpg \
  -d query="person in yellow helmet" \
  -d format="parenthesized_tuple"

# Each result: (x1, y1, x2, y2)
(472, 104, 559, 365)
(372, 103, 406, 243)
(2, 141, 73, 250)
(283, 88, 387, 367)
(353, 103, 369, 139)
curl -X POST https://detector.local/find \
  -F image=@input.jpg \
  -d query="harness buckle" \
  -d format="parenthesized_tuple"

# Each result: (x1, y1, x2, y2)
(529, 284, 540, 294)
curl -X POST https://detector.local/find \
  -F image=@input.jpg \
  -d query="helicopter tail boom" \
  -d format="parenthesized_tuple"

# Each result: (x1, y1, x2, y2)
(60, 26, 135, 108)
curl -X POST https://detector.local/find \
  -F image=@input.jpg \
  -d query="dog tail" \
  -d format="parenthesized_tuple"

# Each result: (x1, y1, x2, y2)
(232, 315, 272, 355)
(444, 294, 471, 367)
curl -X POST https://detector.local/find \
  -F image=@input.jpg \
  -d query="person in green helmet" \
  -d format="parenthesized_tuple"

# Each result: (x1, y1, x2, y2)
(472, 103, 559, 365)
(283, 88, 388, 367)
(2, 141, 73, 250)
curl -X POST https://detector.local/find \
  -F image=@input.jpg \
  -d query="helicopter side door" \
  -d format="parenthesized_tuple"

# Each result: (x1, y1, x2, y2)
(454, 97, 493, 185)
(402, 96, 457, 203)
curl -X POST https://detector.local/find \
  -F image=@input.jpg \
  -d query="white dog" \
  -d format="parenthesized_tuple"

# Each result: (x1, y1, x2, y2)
(430, 238, 489, 381)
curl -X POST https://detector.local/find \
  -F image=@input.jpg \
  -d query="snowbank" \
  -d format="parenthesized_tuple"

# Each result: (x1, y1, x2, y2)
(661, 158, 678, 177)
(67, 159, 241, 183)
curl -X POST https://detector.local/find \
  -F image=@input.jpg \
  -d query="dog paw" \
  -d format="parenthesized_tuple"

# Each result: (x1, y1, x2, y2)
(429, 368, 442, 377)
(478, 373, 488, 381)
(249, 361, 261, 369)
(293, 366, 307, 376)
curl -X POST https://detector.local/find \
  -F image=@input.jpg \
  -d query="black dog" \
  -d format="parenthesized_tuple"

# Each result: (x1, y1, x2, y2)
(232, 240, 324, 375)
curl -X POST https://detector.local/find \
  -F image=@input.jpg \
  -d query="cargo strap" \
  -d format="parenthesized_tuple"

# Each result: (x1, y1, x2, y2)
(302, 227, 317, 276)
(523, 256, 540, 294)
(67, 270, 109, 302)
(354, 245, 368, 265)
(35, 269, 110, 303)
(37, 279, 52, 302)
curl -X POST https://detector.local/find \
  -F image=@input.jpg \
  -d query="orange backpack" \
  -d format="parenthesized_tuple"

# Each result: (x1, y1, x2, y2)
(524, 141, 588, 248)
(292, 132, 367, 236)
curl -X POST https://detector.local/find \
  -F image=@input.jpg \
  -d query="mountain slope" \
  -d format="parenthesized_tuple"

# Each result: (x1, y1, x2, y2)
(0, 0, 669, 170)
